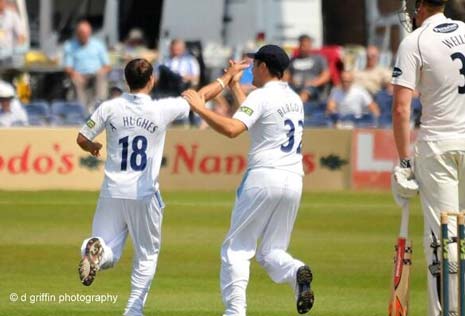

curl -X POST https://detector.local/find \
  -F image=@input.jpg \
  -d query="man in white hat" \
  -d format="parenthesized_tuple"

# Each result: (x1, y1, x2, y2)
(0, 81, 27, 127)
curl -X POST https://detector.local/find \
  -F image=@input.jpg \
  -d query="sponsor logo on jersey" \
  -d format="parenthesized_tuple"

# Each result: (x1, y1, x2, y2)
(86, 119, 96, 128)
(434, 23, 459, 34)
(392, 67, 403, 78)
(239, 106, 254, 116)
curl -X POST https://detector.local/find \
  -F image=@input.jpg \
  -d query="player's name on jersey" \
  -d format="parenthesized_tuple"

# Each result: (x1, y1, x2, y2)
(122, 116, 158, 133)
(277, 103, 303, 118)
(442, 33, 465, 49)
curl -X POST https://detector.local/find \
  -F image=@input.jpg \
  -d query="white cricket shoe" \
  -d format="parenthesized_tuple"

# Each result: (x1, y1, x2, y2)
(78, 237, 103, 286)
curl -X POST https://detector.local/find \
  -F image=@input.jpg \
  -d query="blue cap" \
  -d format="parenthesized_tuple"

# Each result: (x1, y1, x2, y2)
(247, 44, 290, 73)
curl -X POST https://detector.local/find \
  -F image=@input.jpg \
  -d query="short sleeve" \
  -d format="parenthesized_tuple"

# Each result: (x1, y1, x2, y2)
(329, 87, 342, 103)
(64, 41, 73, 68)
(158, 97, 190, 125)
(189, 56, 200, 77)
(79, 103, 107, 140)
(98, 41, 110, 66)
(391, 36, 420, 90)
(11, 100, 28, 125)
(232, 90, 265, 129)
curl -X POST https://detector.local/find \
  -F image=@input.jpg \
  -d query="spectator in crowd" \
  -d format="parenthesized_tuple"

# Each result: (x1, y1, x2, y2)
(0, 80, 27, 126)
(158, 39, 200, 88)
(0, 0, 25, 66)
(354, 45, 392, 95)
(326, 70, 379, 127)
(121, 28, 157, 63)
(289, 34, 331, 102)
(64, 20, 111, 113)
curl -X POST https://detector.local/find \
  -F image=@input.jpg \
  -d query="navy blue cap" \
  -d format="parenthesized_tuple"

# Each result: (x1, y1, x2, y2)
(247, 44, 290, 73)
(424, 0, 448, 5)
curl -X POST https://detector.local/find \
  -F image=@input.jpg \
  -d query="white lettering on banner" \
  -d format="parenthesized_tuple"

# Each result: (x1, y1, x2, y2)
(356, 133, 394, 172)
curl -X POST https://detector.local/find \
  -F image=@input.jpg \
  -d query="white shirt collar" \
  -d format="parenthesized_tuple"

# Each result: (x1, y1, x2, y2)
(123, 92, 152, 104)
(263, 80, 288, 89)
(422, 13, 447, 26)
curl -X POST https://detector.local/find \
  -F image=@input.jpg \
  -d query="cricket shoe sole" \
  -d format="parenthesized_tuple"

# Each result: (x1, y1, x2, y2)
(78, 237, 103, 286)
(296, 265, 314, 314)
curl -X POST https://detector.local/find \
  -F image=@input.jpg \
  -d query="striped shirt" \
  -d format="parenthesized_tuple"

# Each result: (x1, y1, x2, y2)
(159, 54, 200, 78)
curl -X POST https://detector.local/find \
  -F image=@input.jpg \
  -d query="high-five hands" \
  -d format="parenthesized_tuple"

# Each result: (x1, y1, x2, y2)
(182, 90, 205, 111)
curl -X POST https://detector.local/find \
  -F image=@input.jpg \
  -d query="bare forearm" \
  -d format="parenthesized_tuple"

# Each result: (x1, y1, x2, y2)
(307, 70, 331, 88)
(326, 100, 337, 114)
(194, 106, 239, 138)
(392, 85, 414, 160)
(76, 133, 101, 156)
(77, 138, 95, 153)
(229, 82, 247, 111)
(198, 73, 233, 102)
(392, 106, 411, 159)
(369, 102, 380, 117)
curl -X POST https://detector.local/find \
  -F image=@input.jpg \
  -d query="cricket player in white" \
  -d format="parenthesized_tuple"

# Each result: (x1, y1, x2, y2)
(183, 45, 314, 316)
(392, 1, 465, 315)
(76, 58, 244, 316)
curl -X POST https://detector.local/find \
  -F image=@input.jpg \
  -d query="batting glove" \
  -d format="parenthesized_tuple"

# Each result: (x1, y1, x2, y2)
(391, 159, 419, 202)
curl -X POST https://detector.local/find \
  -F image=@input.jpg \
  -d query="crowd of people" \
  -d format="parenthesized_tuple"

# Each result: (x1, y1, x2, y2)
(0, 14, 422, 129)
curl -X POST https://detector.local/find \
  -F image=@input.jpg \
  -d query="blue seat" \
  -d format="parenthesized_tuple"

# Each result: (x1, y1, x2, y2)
(50, 101, 86, 126)
(355, 113, 377, 128)
(24, 101, 50, 126)
(375, 90, 392, 113)
(304, 111, 330, 127)
(378, 114, 393, 129)
(303, 100, 327, 116)
(338, 114, 377, 128)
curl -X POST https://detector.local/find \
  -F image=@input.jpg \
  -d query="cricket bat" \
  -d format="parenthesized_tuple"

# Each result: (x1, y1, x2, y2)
(388, 202, 412, 316)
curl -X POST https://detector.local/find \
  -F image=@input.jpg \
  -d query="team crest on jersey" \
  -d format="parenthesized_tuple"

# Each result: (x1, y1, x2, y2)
(434, 23, 459, 33)
(392, 67, 403, 78)
(86, 119, 96, 128)
(240, 106, 254, 116)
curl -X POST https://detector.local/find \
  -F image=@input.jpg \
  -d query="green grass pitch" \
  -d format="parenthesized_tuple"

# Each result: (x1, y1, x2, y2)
(0, 191, 426, 316)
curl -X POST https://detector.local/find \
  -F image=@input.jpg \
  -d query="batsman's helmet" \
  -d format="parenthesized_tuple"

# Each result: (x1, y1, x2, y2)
(398, 0, 448, 33)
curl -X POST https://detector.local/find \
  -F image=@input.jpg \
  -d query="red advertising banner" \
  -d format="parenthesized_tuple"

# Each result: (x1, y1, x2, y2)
(0, 128, 352, 191)
(351, 129, 416, 190)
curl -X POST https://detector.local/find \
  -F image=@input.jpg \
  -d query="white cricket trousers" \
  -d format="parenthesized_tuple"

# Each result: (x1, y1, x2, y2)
(221, 168, 305, 316)
(415, 145, 465, 316)
(81, 192, 164, 316)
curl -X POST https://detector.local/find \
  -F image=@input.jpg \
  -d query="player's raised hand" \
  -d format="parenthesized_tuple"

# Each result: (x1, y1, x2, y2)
(228, 60, 245, 87)
(182, 89, 205, 111)
(226, 59, 249, 78)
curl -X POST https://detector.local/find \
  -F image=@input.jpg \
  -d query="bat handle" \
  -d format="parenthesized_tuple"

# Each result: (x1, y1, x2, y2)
(399, 201, 410, 238)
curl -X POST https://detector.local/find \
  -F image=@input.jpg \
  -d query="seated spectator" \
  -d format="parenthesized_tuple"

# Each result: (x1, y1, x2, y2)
(157, 39, 200, 90)
(0, 80, 27, 126)
(0, 0, 25, 67)
(122, 28, 157, 63)
(326, 71, 379, 126)
(64, 20, 111, 113)
(289, 34, 331, 102)
(354, 45, 392, 95)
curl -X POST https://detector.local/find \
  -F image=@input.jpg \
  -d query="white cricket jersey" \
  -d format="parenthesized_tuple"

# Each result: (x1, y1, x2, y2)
(233, 81, 304, 176)
(392, 13, 465, 141)
(80, 93, 189, 199)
